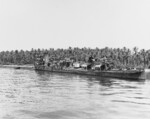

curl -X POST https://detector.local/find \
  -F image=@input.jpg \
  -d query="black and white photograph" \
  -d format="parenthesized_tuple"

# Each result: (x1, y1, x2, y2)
(0, 0, 150, 119)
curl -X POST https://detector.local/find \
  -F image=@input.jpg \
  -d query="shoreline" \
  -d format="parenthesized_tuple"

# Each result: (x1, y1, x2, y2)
(0, 64, 149, 80)
(0, 64, 149, 72)
(0, 64, 34, 70)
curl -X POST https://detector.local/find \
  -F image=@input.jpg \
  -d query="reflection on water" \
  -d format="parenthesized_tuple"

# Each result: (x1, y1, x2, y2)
(0, 68, 150, 119)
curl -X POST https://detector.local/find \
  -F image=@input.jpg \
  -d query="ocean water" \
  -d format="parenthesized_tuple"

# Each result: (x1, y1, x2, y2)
(0, 68, 150, 119)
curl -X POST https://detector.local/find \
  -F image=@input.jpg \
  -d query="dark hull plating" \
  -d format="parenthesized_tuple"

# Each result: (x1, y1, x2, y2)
(34, 65, 146, 80)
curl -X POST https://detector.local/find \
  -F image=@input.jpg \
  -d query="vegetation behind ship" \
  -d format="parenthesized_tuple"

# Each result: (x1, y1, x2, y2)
(0, 47, 149, 70)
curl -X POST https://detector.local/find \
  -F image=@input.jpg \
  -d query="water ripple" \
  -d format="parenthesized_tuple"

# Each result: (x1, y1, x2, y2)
(0, 68, 150, 119)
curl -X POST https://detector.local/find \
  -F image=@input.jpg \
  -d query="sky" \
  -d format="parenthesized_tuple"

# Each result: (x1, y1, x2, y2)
(0, 0, 150, 51)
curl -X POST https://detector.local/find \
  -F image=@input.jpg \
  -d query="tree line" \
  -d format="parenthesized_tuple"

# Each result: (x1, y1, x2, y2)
(0, 47, 150, 68)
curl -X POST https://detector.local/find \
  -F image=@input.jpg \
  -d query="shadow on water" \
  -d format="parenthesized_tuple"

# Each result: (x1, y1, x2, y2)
(19, 110, 81, 119)
(34, 70, 145, 88)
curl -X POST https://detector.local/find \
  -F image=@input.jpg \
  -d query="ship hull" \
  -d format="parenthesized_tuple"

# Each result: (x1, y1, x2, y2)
(34, 65, 146, 80)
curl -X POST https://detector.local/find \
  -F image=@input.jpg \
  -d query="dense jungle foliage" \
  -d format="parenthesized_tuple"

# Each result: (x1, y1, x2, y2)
(0, 47, 150, 68)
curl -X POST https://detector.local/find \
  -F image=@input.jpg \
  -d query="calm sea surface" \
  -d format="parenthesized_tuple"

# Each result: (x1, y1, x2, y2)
(0, 68, 150, 119)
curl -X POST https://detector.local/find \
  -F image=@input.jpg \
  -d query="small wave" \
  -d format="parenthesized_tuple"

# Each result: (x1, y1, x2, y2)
(112, 100, 150, 105)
